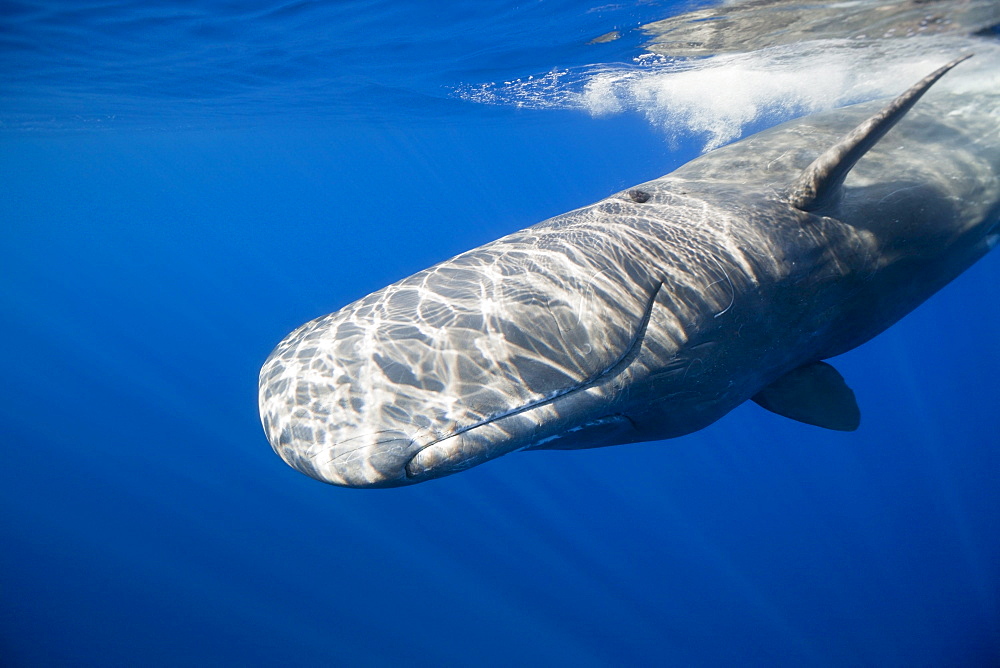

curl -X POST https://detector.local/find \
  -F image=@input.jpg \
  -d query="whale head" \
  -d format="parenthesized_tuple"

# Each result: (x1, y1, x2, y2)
(258, 230, 659, 487)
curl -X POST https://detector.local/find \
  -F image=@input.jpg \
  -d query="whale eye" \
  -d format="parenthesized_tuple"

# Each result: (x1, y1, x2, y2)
(627, 189, 650, 203)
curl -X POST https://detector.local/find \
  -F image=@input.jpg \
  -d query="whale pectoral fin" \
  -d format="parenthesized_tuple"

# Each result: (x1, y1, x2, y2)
(752, 361, 860, 431)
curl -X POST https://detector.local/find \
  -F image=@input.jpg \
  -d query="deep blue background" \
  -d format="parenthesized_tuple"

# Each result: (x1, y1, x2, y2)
(2, 2, 999, 666)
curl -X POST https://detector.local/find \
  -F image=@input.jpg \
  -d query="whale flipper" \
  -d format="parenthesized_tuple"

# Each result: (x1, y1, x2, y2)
(752, 362, 861, 432)
(788, 54, 972, 211)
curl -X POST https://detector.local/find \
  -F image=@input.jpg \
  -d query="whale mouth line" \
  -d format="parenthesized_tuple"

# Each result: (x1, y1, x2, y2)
(403, 281, 663, 478)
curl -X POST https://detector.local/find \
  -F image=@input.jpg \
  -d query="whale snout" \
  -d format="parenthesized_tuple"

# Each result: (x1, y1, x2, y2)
(261, 407, 417, 487)
(258, 377, 525, 488)
(258, 239, 658, 487)
(257, 328, 500, 488)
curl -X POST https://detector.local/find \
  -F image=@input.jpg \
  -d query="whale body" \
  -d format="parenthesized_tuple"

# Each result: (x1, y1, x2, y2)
(259, 58, 999, 487)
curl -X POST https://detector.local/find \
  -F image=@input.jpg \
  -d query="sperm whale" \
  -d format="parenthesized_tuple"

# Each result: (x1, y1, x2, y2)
(259, 57, 998, 487)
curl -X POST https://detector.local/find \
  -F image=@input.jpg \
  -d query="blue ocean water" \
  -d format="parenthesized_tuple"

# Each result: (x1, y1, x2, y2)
(2, 1, 999, 666)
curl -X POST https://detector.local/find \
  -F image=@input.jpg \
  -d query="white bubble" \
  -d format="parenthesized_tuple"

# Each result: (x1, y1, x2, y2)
(453, 36, 1000, 152)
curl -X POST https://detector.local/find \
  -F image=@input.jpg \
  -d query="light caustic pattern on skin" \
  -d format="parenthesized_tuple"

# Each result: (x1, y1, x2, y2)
(258, 193, 750, 487)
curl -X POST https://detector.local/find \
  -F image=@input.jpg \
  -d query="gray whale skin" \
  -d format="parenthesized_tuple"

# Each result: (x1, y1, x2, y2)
(259, 57, 999, 488)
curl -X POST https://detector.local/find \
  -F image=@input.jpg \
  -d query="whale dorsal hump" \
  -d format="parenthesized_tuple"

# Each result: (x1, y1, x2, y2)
(788, 55, 971, 212)
(752, 361, 861, 431)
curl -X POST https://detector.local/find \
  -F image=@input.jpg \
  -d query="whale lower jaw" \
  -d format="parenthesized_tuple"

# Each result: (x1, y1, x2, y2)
(404, 407, 639, 484)
(269, 379, 636, 488)
(288, 386, 640, 488)
(284, 417, 535, 489)
(403, 422, 523, 483)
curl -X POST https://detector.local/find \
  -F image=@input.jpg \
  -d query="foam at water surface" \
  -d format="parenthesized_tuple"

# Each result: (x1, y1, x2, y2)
(456, 36, 1000, 151)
